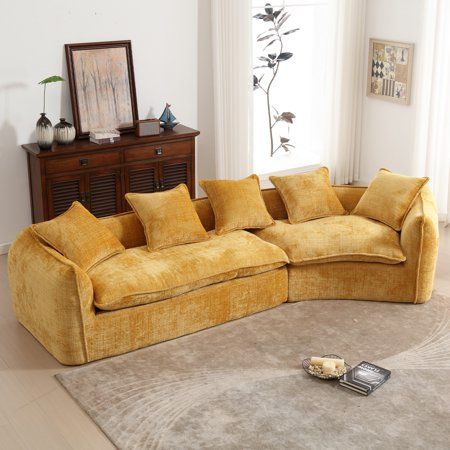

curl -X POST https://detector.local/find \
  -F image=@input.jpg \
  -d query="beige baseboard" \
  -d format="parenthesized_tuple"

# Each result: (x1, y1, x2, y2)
(0, 243, 11, 255)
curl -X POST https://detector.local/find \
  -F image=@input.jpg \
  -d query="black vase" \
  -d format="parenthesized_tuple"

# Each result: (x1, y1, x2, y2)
(36, 113, 53, 150)
(54, 118, 76, 145)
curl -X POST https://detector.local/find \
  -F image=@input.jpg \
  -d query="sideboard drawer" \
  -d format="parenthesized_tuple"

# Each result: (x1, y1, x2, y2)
(46, 151, 120, 175)
(124, 141, 191, 162)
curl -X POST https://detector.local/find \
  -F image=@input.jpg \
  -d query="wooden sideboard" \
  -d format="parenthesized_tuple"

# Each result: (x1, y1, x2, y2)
(22, 125, 200, 222)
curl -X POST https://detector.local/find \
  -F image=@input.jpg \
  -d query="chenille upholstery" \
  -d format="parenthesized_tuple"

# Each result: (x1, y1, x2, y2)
(125, 184, 209, 251)
(90, 231, 288, 311)
(199, 174, 274, 234)
(8, 185, 438, 365)
(8, 225, 288, 365)
(351, 169, 429, 230)
(254, 216, 406, 265)
(88, 269, 288, 363)
(32, 201, 124, 271)
(282, 186, 438, 302)
(270, 167, 346, 223)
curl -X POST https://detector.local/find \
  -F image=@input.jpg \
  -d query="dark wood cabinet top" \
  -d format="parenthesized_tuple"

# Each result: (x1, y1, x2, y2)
(24, 124, 198, 222)
(22, 124, 200, 158)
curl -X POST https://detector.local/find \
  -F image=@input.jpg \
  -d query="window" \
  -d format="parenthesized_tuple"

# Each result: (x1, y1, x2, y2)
(252, 0, 330, 178)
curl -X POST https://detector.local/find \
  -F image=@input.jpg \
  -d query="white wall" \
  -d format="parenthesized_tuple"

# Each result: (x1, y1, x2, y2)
(359, 0, 424, 184)
(0, 0, 215, 249)
(4, 0, 424, 246)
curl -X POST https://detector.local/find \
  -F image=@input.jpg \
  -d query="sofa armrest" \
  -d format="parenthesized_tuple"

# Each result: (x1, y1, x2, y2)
(8, 227, 94, 364)
(400, 186, 439, 303)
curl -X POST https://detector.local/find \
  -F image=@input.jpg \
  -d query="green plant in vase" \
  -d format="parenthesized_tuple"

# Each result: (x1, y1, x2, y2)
(36, 75, 65, 149)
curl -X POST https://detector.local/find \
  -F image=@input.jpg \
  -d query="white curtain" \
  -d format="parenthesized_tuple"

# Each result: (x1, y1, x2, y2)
(211, 0, 253, 179)
(210, 0, 366, 183)
(324, 0, 366, 185)
(414, 0, 450, 225)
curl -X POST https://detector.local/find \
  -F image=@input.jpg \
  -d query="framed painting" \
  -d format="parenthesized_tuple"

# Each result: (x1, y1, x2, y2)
(65, 40, 138, 138)
(367, 38, 414, 105)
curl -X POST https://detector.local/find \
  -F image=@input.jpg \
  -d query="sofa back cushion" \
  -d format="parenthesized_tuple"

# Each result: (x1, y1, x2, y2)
(199, 175, 275, 235)
(261, 189, 288, 220)
(270, 168, 346, 223)
(32, 201, 125, 271)
(351, 169, 429, 231)
(333, 186, 367, 212)
(100, 199, 215, 249)
(100, 212, 146, 249)
(100, 186, 368, 249)
(125, 184, 210, 251)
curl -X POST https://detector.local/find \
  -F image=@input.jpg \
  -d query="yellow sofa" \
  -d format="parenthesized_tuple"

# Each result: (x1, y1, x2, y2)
(257, 186, 438, 303)
(8, 186, 439, 365)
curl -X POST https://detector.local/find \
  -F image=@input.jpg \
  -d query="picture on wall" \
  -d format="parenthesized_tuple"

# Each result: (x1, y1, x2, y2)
(65, 40, 138, 137)
(367, 38, 414, 105)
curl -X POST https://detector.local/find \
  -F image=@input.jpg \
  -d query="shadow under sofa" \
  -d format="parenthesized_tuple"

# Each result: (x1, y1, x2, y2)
(8, 185, 439, 365)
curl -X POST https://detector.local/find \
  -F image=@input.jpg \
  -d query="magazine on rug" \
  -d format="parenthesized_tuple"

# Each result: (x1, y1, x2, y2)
(339, 361, 391, 395)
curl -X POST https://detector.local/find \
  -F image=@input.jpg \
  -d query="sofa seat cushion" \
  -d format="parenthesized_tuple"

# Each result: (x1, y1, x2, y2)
(253, 216, 406, 266)
(90, 230, 289, 311)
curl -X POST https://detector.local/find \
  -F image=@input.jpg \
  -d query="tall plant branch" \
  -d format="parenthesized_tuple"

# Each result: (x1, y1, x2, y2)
(253, 3, 299, 157)
(265, 29, 283, 156)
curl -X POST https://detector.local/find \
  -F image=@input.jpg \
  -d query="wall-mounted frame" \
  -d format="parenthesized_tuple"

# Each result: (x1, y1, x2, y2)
(65, 40, 138, 138)
(367, 38, 414, 105)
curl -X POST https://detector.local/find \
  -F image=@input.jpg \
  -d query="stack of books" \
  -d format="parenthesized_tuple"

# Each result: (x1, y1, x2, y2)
(339, 361, 391, 395)
(90, 129, 120, 145)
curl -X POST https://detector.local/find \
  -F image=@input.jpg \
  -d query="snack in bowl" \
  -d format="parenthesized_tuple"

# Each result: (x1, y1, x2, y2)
(303, 355, 348, 379)
(322, 360, 336, 375)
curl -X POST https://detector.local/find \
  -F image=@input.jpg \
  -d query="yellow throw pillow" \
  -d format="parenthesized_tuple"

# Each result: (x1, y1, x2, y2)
(199, 174, 274, 235)
(125, 184, 209, 251)
(351, 168, 429, 231)
(32, 201, 124, 271)
(270, 167, 346, 223)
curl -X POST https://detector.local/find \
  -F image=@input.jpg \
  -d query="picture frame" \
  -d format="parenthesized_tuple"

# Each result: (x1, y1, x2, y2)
(367, 38, 414, 105)
(65, 40, 139, 138)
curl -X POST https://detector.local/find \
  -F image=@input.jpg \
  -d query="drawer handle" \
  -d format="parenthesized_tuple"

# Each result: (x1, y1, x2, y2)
(79, 158, 89, 167)
(155, 147, 163, 156)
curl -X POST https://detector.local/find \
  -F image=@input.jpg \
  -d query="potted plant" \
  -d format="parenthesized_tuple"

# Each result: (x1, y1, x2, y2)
(36, 75, 65, 149)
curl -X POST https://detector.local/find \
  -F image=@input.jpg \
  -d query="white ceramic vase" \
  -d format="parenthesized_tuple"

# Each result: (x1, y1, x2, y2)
(36, 113, 53, 150)
(54, 118, 76, 145)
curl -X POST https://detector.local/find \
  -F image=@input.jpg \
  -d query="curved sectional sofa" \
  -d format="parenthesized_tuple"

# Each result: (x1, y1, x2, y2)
(8, 185, 439, 365)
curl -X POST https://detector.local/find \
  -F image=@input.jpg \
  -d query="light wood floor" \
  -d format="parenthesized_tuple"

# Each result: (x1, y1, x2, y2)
(1, 225, 449, 449)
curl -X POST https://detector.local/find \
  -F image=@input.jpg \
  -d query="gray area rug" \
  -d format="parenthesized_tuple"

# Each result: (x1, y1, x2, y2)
(57, 293, 450, 450)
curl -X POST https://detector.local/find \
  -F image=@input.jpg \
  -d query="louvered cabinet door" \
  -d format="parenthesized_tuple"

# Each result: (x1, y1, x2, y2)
(124, 162, 159, 210)
(86, 169, 122, 218)
(126, 163, 159, 193)
(160, 157, 193, 196)
(47, 174, 85, 219)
